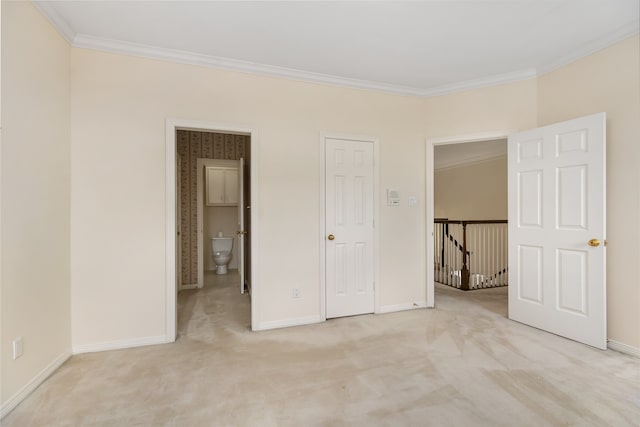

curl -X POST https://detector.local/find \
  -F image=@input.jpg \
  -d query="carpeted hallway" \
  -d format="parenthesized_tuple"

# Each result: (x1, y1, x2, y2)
(3, 274, 639, 426)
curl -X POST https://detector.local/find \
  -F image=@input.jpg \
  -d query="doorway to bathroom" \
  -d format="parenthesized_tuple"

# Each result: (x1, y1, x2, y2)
(196, 157, 247, 294)
(166, 120, 258, 340)
(177, 129, 251, 293)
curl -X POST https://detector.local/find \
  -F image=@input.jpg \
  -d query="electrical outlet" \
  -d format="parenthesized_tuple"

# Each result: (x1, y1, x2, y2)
(292, 288, 301, 298)
(13, 337, 23, 360)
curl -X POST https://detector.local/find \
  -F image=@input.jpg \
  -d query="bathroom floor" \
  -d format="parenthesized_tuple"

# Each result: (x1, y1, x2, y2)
(3, 282, 639, 426)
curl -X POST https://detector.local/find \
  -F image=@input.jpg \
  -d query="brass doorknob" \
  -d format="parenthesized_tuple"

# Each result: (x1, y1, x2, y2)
(588, 238, 600, 247)
(328, 234, 335, 241)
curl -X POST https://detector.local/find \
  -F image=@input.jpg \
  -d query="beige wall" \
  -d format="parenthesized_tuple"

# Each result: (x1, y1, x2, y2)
(395, 79, 538, 307)
(423, 79, 538, 138)
(3, 6, 638, 389)
(434, 156, 508, 220)
(69, 44, 541, 345)
(69, 48, 428, 343)
(1, 1, 71, 408)
(537, 35, 640, 349)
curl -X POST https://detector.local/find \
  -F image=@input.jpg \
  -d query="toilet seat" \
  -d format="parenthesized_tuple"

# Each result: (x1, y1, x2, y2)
(214, 251, 231, 263)
(211, 236, 233, 274)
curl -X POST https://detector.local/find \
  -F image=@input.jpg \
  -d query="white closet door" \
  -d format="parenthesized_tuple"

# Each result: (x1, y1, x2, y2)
(325, 138, 375, 318)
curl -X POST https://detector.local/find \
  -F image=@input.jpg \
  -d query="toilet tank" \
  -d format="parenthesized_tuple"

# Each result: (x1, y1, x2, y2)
(211, 237, 233, 253)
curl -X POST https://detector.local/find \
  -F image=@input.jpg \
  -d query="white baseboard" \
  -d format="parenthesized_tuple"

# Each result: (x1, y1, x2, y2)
(255, 315, 324, 331)
(1, 350, 71, 420)
(179, 283, 199, 291)
(72, 335, 168, 355)
(377, 301, 427, 314)
(607, 340, 640, 358)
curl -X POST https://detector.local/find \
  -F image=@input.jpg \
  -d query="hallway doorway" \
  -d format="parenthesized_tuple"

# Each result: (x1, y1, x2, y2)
(426, 132, 510, 308)
(433, 139, 508, 293)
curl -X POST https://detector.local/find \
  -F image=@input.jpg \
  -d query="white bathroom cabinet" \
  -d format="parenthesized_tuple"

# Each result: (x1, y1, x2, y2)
(206, 166, 238, 206)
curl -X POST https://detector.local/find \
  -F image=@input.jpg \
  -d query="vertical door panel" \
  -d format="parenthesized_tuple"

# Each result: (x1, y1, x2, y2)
(517, 245, 543, 304)
(518, 170, 543, 228)
(556, 249, 587, 315)
(556, 165, 587, 229)
(334, 175, 346, 226)
(335, 243, 347, 296)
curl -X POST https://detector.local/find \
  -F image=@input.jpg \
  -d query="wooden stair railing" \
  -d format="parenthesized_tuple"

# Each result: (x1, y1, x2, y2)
(434, 219, 508, 290)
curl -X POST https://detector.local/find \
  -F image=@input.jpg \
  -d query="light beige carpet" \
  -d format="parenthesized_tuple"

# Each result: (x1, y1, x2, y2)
(4, 273, 639, 426)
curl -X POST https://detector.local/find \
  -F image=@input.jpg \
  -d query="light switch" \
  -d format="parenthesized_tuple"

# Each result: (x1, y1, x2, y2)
(408, 196, 418, 207)
(387, 189, 400, 206)
(13, 337, 23, 360)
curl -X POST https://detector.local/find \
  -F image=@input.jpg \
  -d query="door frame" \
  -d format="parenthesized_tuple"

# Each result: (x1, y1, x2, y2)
(165, 119, 260, 341)
(176, 153, 182, 291)
(196, 158, 241, 289)
(425, 130, 513, 307)
(319, 133, 380, 320)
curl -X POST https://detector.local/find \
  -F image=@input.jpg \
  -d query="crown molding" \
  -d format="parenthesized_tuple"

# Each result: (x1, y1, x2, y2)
(435, 154, 507, 171)
(73, 34, 426, 97)
(420, 69, 537, 98)
(73, 34, 537, 97)
(32, 1, 76, 44)
(537, 19, 640, 76)
(427, 130, 514, 146)
(33, 3, 639, 98)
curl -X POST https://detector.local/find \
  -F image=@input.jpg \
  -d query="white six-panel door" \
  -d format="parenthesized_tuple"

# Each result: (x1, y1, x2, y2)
(508, 113, 606, 349)
(325, 138, 375, 318)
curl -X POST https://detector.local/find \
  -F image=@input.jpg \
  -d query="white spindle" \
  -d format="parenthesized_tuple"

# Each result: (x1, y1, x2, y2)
(433, 221, 508, 290)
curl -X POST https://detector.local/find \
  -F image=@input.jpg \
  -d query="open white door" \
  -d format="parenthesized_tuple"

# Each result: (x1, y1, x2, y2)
(238, 158, 245, 294)
(508, 112, 606, 349)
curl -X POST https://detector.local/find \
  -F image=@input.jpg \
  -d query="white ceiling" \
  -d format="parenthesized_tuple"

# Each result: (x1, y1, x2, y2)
(36, 1, 639, 96)
(434, 139, 507, 170)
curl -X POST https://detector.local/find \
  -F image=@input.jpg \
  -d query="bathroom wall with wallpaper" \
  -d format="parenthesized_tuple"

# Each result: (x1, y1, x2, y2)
(177, 130, 250, 285)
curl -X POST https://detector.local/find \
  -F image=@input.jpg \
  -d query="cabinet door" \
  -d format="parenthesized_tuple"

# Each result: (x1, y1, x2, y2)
(206, 167, 225, 205)
(224, 169, 239, 204)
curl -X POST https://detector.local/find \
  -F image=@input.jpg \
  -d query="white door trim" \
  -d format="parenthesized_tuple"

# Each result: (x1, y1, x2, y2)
(425, 130, 514, 308)
(319, 133, 380, 319)
(165, 119, 260, 341)
(197, 158, 240, 289)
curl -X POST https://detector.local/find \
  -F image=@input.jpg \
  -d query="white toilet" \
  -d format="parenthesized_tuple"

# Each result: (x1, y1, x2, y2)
(211, 235, 233, 275)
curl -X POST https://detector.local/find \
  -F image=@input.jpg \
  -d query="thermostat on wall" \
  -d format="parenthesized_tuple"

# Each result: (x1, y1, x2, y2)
(387, 189, 400, 206)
